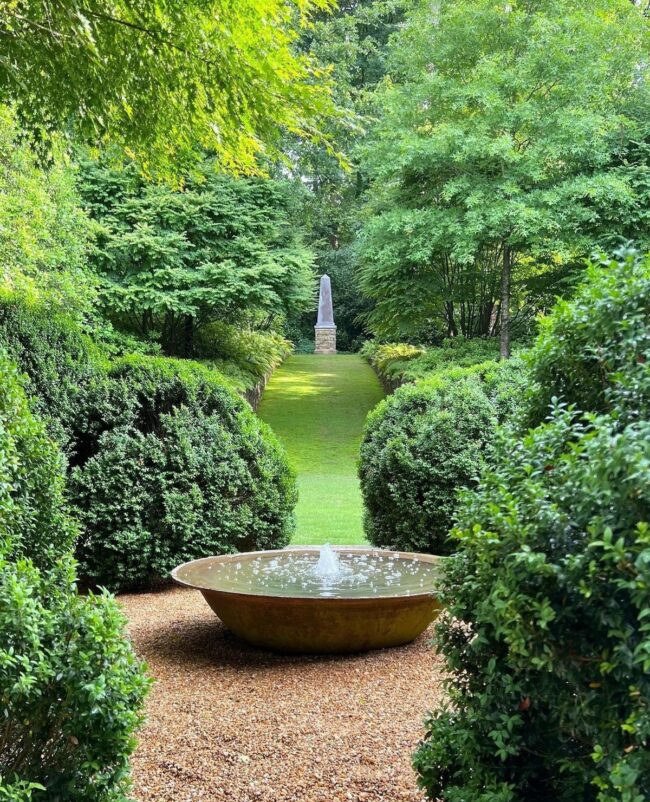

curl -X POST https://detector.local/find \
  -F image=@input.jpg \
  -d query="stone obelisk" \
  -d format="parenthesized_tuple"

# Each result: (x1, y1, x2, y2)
(314, 274, 336, 354)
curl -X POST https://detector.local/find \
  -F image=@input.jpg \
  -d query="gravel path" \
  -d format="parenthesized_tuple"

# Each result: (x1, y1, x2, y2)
(120, 587, 443, 802)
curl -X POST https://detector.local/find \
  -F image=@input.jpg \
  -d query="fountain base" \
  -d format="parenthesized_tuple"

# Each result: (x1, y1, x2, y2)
(201, 589, 441, 654)
(172, 548, 443, 654)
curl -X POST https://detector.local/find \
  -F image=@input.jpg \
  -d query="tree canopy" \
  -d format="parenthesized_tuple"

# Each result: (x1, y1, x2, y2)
(0, 0, 337, 176)
(358, 0, 650, 353)
(78, 160, 316, 355)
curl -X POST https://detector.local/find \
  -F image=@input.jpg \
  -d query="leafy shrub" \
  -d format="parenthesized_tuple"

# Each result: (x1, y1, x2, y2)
(360, 341, 426, 384)
(0, 355, 75, 568)
(415, 410, 650, 802)
(361, 338, 503, 386)
(195, 321, 292, 391)
(359, 360, 527, 554)
(415, 252, 650, 802)
(527, 249, 650, 427)
(72, 356, 297, 590)
(0, 290, 104, 452)
(0, 353, 148, 801)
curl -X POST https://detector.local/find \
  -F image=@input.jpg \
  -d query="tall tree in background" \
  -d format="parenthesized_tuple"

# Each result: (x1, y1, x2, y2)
(0, 0, 337, 176)
(358, 0, 649, 354)
(78, 160, 316, 355)
(289, 0, 411, 349)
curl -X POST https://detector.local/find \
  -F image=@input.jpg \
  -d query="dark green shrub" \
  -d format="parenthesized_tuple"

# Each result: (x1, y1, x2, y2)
(415, 410, 650, 802)
(0, 355, 75, 568)
(415, 252, 650, 802)
(73, 356, 297, 590)
(359, 360, 527, 554)
(0, 352, 149, 801)
(0, 290, 106, 453)
(527, 249, 650, 426)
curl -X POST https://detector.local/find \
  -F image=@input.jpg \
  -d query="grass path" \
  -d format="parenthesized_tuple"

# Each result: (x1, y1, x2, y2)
(257, 354, 384, 545)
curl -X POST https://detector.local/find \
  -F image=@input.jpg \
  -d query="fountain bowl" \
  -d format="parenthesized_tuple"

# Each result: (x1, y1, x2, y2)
(172, 547, 443, 654)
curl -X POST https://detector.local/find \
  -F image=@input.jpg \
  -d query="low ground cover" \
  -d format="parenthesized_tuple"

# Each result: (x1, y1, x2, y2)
(258, 354, 384, 545)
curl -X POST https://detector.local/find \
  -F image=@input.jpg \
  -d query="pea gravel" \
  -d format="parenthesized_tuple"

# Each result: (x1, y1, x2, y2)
(120, 587, 444, 802)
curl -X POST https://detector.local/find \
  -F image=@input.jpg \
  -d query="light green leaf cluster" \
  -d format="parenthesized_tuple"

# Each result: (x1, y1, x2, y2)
(359, 0, 650, 342)
(0, 0, 339, 177)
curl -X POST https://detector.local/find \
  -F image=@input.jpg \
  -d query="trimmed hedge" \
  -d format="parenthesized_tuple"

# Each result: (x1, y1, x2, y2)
(0, 353, 148, 801)
(0, 296, 298, 592)
(72, 356, 297, 591)
(415, 251, 650, 802)
(0, 290, 102, 452)
(359, 359, 527, 554)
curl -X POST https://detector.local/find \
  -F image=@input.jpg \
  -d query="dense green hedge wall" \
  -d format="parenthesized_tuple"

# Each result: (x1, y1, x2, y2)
(414, 251, 650, 802)
(73, 356, 297, 591)
(359, 359, 527, 554)
(0, 353, 148, 801)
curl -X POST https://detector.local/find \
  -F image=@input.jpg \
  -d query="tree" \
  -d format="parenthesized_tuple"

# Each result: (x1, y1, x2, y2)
(78, 159, 316, 355)
(358, 0, 649, 352)
(0, 108, 94, 315)
(289, 0, 412, 349)
(0, 0, 337, 176)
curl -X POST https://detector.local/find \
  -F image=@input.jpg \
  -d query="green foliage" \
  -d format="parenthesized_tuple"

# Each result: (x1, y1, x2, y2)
(0, 290, 105, 453)
(361, 337, 502, 385)
(196, 322, 292, 392)
(0, 352, 148, 802)
(290, 1, 412, 350)
(359, 359, 527, 553)
(72, 356, 297, 590)
(358, 0, 650, 345)
(0, 0, 338, 176)
(0, 560, 150, 802)
(527, 249, 650, 427)
(415, 409, 650, 802)
(360, 341, 425, 383)
(0, 109, 94, 316)
(415, 252, 650, 802)
(78, 161, 316, 355)
(0, 355, 75, 568)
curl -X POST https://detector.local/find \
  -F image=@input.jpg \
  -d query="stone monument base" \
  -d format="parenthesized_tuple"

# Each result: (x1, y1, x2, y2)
(314, 325, 336, 354)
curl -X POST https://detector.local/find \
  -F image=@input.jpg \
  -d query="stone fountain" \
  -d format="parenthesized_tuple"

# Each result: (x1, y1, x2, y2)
(172, 545, 443, 654)
(314, 274, 336, 354)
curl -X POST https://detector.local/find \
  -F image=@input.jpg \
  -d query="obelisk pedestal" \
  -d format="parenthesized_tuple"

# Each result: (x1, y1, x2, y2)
(314, 274, 336, 354)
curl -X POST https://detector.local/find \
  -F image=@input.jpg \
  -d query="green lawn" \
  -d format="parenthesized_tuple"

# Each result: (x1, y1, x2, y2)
(257, 354, 385, 545)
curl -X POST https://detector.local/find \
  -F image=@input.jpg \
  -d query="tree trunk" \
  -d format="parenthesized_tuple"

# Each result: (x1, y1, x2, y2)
(183, 314, 194, 358)
(500, 243, 511, 359)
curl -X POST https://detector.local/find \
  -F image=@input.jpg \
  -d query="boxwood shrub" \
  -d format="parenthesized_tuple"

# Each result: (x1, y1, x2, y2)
(0, 296, 298, 591)
(72, 356, 297, 591)
(415, 251, 650, 802)
(0, 353, 149, 801)
(0, 290, 102, 453)
(359, 359, 527, 554)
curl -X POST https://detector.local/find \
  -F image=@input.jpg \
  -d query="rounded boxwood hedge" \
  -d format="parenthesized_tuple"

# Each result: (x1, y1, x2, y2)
(359, 359, 527, 554)
(72, 356, 297, 591)
(0, 352, 149, 801)
(0, 295, 298, 592)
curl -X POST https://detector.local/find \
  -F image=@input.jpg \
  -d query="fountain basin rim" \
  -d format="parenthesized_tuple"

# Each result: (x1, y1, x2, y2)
(171, 547, 444, 601)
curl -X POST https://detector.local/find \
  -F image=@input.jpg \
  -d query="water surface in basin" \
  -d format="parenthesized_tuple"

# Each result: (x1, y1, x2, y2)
(174, 547, 440, 600)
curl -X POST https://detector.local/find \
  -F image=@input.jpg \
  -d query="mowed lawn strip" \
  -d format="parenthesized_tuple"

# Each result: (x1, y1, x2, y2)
(257, 353, 384, 545)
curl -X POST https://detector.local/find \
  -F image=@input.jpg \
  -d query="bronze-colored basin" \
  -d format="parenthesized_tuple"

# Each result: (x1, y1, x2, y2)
(172, 547, 443, 654)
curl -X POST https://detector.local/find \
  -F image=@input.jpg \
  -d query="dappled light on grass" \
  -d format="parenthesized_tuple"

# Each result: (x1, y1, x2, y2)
(258, 354, 384, 545)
